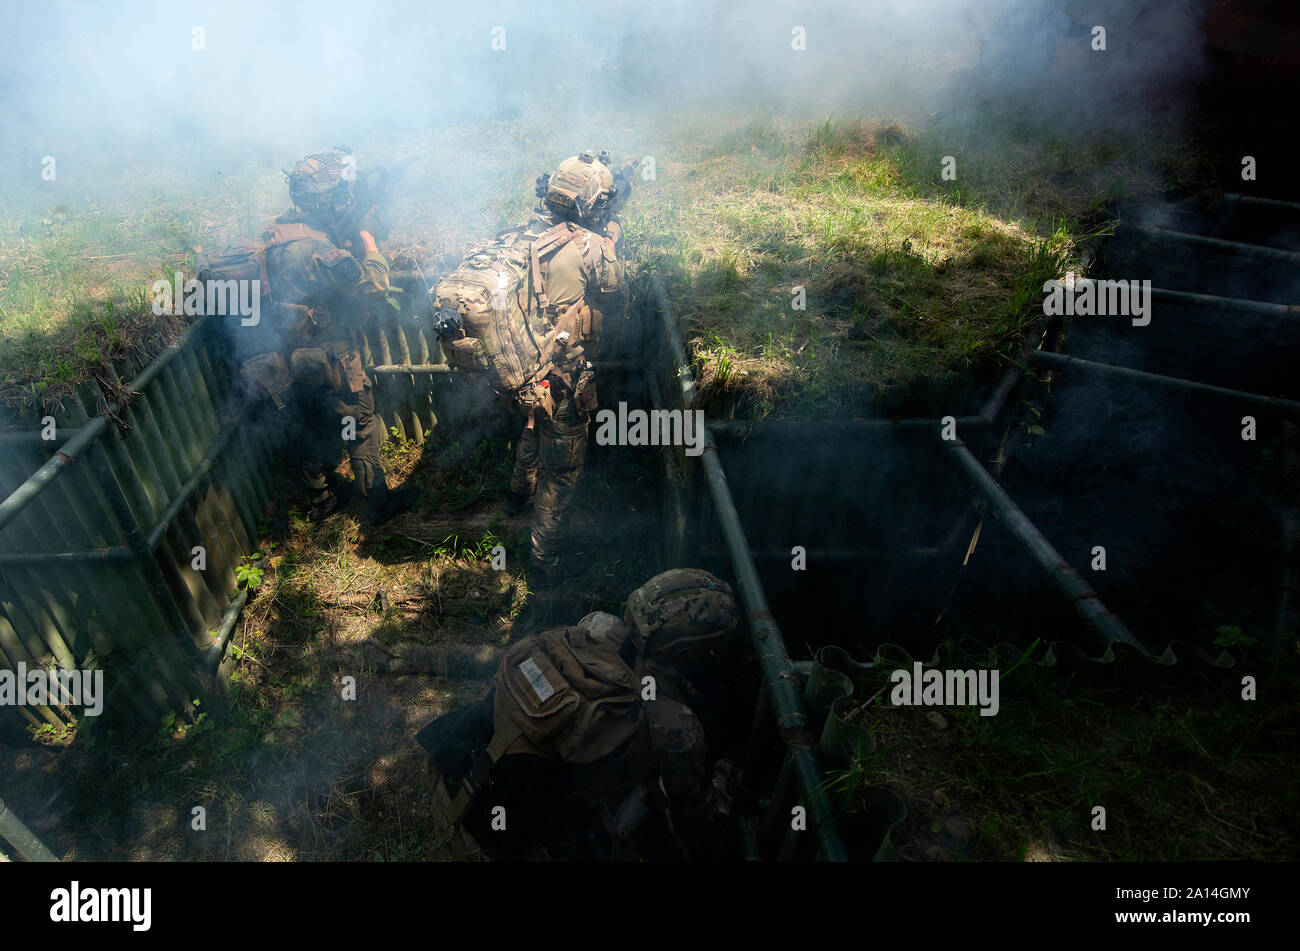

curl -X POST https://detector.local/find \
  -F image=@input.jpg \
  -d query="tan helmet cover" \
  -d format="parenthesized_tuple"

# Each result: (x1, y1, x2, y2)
(544, 151, 613, 221)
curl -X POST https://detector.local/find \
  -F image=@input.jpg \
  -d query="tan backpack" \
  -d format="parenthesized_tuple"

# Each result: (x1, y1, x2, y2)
(195, 221, 331, 306)
(443, 623, 643, 824)
(492, 624, 642, 763)
(431, 222, 596, 395)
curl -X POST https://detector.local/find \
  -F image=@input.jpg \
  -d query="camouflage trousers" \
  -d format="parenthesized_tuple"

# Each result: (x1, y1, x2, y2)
(286, 380, 389, 503)
(510, 387, 588, 570)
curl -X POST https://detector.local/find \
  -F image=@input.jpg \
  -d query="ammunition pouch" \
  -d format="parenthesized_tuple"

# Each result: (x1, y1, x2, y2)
(573, 366, 598, 415)
(335, 345, 369, 394)
(289, 347, 342, 391)
(240, 352, 293, 409)
(288, 340, 368, 394)
(442, 334, 492, 381)
(516, 379, 557, 425)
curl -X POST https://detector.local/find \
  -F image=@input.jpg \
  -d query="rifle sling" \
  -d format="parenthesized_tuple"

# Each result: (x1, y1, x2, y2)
(447, 718, 524, 825)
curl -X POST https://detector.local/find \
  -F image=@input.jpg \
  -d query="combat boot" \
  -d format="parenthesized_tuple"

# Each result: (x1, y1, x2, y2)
(504, 490, 533, 516)
(308, 479, 357, 521)
(362, 483, 419, 525)
(530, 555, 585, 589)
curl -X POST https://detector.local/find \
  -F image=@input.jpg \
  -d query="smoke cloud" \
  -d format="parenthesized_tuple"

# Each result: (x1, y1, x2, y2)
(0, 0, 1210, 220)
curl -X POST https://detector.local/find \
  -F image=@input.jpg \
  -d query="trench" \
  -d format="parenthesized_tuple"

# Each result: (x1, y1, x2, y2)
(2, 190, 1297, 861)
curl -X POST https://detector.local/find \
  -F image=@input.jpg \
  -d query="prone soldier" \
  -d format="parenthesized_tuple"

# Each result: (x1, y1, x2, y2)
(416, 568, 739, 861)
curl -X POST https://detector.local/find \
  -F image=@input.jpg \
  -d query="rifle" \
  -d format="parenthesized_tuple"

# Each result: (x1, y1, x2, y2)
(338, 159, 411, 247)
(603, 153, 640, 219)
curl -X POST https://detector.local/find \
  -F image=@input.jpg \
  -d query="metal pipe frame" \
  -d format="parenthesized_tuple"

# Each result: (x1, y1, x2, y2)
(945, 438, 1144, 649)
(1030, 350, 1300, 417)
(1220, 192, 1300, 214)
(0, 795, 58, 862)
(206, 587, 250, 672)
(369, 360, 641, 376)
(1129, 222, 1300, 263)
(0, 412, 248, 566)
(712, 365, 1021, 442)
(1150, 287, 1300, 318)
(652, 278, 848, 862)
(0, 318, 208, 534)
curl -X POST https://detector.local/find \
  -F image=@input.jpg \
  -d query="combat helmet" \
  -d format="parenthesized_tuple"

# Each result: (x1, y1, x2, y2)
(624, 569, 738, 660)
(539, 149, 614, 223)
(287, 147, 358, 217)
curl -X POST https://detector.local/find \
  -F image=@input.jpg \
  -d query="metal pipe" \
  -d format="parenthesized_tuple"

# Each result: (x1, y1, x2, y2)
(711, 415, 987, 440)
(1030, 350, 1300, 417)
(1150, 287, 1300, 318)
(1128, 222, 1300, 263)
(205, 588, 249, 672)
(945, 439, 1143, 649)
(369, 360, 637, 376)
(370, 363, 453, 375)
(0, 795, 58, 862)
(978, 366, 1021, 425)
(0, 427, 84, 448)
(0, 547, 134, 566)
(653, 278, 848, 862)
(0, 318, 209, 535)
(0, 418, 109, 535)
(1220, 192, 1300, 214)
(0, 419, 244, 565)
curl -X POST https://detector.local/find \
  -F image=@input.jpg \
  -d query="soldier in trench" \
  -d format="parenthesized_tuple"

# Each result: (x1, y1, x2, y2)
(504, 151, 630, 586)
(222, 149, 418, 524)
(416, 569, 740, 860)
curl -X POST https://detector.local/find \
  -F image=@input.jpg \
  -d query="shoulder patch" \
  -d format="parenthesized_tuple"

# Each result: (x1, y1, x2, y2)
(321, 248, 350, 264)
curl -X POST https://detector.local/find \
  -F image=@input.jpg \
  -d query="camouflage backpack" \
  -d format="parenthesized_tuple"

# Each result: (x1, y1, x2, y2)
(430, 222, 600, 396)
(195, 221, 331, 307)
(198, 222, 367, 405)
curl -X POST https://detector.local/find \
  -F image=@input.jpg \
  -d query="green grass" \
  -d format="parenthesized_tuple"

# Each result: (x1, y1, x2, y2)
(0, 108, 1199, 420)
(827, 638, 1300, 861)
(623, 113, 1164, 418)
